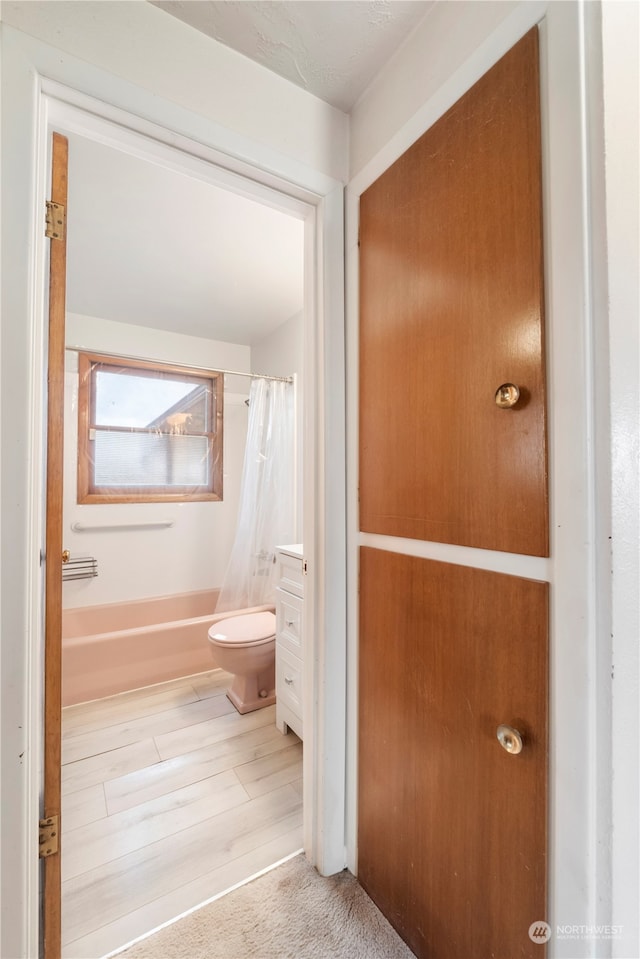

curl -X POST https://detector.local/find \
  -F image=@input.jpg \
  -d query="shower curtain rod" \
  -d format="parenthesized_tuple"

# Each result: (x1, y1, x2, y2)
(65, 346, 294, 383)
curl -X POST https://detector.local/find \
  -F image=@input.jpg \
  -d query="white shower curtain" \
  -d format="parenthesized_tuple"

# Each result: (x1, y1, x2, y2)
(216, 377, 296, 613)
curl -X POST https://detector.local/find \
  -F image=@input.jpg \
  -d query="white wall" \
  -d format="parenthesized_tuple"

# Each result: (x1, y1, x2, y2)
(251, 310, 304, 538)
(601, 3, 640, 955)
(251, 310, 303, 381)
(0, 0, 348, 186)
(63, 314, 250, 608)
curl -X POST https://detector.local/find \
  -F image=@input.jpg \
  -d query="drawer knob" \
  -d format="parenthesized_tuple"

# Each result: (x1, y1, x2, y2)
(285, 619, 295, 627)
(284, 676, 294, 685)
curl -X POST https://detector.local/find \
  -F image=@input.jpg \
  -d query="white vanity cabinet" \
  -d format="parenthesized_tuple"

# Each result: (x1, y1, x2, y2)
(275, 545, 304, 739)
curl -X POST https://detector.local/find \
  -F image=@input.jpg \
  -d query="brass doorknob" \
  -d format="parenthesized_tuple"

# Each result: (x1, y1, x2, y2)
(62, 549, 70, 564)
(497, 724, 523, 754)
(495, 383, 520, 408)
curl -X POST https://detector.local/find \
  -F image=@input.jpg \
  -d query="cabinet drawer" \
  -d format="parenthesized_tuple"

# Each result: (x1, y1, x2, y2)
(276, 645, 303, 718)
(278, 551, 304, 598)
(276, 588, 303, 656)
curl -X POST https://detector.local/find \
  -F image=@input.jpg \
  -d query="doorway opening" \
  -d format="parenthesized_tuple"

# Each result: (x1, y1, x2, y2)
(43, 93, 322, 958)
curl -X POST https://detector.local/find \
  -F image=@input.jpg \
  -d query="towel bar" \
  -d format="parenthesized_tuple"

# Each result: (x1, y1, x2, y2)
(71, 520, 174, 532)
(62, 555, 98, 581)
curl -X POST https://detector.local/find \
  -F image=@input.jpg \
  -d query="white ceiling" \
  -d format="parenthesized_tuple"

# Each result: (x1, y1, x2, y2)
(150, 0, 433, 111)
(66, 134, 305, 345)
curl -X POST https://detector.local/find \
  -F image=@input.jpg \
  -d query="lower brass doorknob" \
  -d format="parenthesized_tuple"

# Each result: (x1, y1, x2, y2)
(497, 724, 523, 754)
(495, 383, 520, 408)
(62, 549, 70, 564)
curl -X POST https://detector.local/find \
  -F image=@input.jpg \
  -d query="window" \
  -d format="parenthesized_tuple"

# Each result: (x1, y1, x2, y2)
(77, 353, 223, 504)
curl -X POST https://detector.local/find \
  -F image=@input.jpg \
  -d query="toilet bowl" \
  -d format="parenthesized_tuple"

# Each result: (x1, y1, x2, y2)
(208, 611, 276, 714)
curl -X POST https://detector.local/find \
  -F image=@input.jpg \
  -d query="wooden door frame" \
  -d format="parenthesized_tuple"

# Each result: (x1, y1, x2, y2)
(45, 87, 346, 933)
(1, 63, 346, 956)
(42, 131, 68, 959)
(346, 2, 613, 953)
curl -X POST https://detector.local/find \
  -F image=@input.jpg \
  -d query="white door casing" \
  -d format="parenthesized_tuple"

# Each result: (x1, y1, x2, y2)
(0, 29, 347, 959)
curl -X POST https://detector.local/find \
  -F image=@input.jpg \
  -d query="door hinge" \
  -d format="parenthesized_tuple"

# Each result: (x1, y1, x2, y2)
(302, 559, 308, 575)
(38, 815, 59, 858)
(45, 201, 66, 240)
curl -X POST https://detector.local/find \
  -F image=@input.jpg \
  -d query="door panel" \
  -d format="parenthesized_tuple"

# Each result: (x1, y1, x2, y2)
(359, 28, 548, 557)
(358, 547, 548, 959)
(43, 131, 68, 959)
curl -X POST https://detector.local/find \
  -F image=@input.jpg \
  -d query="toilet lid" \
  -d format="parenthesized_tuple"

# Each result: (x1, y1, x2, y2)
(208, 611, 276, 647)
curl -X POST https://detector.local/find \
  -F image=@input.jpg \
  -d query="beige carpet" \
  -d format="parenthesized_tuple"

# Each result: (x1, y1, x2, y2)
(118, 853, 414, 959)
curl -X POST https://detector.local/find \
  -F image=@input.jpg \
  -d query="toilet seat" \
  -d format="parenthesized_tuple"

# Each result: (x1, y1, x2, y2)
(208, 611, 276, 649)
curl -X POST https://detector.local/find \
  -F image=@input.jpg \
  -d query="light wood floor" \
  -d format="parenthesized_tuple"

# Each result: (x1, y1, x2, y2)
(61, 668, 303, 959)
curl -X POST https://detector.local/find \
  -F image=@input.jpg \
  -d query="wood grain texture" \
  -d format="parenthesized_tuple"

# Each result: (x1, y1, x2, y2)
(62, 769, 248, 881)
(61, 692, 235, 764)
(44, 131, 69, 959)
(62, 739, 161, 796)
(358, 547, 548, 959)
(63, 783, 301, 945)
(61, 670, 303, 958)
(359, 28, 548, 556)
(61, 784, 107, 832)
(62, 680, 203, 737)
(63, 827, 303, 959)
(107, 717, 284, 813)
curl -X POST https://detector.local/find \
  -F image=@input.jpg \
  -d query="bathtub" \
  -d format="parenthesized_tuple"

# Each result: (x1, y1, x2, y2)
(62, 589, 273, 706)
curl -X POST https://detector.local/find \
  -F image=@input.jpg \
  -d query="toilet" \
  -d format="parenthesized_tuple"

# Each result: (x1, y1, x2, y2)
(207, 611, 276, 714)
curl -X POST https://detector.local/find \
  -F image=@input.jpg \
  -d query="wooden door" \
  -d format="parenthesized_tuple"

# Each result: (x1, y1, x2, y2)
(359, 28, 548, 557)
(43, 131, 68, 959)
(357, 28, 549, 959)
(358, 549, 548, 959)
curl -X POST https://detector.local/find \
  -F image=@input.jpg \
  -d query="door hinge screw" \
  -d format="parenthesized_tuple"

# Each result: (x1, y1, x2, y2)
(45, 201, 66, 240)
(38, 815, 59, 858)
